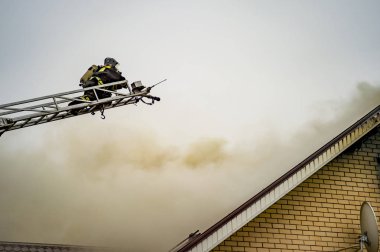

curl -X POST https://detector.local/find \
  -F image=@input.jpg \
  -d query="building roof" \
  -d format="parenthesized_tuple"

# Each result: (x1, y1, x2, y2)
(176, 105, 380, 252)
(0, 241, 114, 252)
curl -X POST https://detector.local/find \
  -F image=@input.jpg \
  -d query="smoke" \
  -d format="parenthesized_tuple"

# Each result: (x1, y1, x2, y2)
(0, 124, 244, 251)
(183, 138, 227, 168)
(0, 82, 379, 251)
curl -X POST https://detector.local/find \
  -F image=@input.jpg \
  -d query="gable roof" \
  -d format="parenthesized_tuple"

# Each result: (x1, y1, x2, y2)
(176, 105, 380, 252)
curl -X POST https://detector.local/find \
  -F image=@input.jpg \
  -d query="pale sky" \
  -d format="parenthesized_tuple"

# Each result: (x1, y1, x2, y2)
(0, 1, 379, 251)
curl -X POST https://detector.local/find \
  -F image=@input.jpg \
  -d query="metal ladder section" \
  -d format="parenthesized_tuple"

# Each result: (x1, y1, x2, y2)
(0, 80, 159, 136)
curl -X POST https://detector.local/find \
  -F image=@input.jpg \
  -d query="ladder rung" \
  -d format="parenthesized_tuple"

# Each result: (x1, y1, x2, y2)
(47, 112, 59, 122)
(33, 115, 47, 125)
(19, 118, 32, 128)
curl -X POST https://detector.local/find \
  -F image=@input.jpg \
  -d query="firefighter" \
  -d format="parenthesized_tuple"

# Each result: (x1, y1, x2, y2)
(69, 57, 126, 108)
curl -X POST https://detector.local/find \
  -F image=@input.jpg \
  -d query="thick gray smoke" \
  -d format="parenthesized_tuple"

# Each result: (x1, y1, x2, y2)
(0, 82, 379, 251)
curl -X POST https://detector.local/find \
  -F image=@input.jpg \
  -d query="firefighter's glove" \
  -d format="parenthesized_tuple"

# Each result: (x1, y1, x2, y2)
(81, 82, 91, 88)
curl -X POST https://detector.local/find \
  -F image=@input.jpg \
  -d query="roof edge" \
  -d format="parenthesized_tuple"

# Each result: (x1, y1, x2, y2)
(177, 105, 380, 252)
(0, 241, 113, 251)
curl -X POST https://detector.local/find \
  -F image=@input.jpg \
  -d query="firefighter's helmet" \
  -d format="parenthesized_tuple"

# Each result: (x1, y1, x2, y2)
(104, 57, 119, 67)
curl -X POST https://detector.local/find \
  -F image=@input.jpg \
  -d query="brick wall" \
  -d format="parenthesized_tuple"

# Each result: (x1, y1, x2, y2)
(212, 130, 380, 252)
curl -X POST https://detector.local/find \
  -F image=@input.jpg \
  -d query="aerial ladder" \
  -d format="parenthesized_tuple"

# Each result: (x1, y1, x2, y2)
(0, 79, 164, 137)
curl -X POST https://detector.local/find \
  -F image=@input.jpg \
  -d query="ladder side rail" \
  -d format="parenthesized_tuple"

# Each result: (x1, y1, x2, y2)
(5, 94, 142, 132)
(0, 107, 52, 115)
(0, 98, 77, 117)
(0, 80, 128, 109)
(92, 87, 133, 97)
(0, 80, 161, 136)
(10, 100, 97, 122)
(10, 91, 146, 122)
(110, 97, 140, 108)
(0, 96, 94, 115)
(0, 87, 84, 109)
(1, 93, 143, 131)
(9, 113, 72, 131)
(0, 81, 129, 117)
(0, 96, 79, 116)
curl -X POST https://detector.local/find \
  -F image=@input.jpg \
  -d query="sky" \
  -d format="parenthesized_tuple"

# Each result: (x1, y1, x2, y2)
(0, 0, 380, 251)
